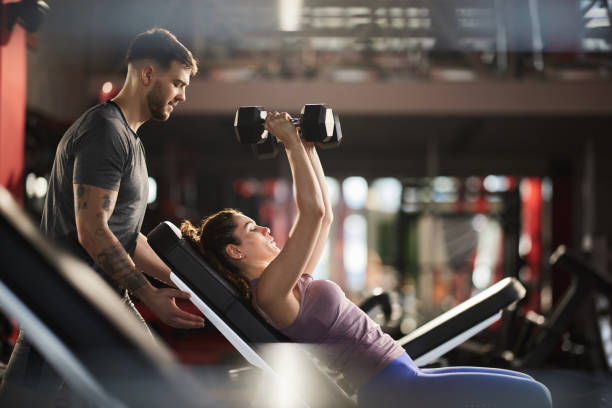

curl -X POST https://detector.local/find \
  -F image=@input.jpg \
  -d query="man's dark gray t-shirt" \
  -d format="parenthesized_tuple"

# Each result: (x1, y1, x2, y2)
(41, 101, 148, 290)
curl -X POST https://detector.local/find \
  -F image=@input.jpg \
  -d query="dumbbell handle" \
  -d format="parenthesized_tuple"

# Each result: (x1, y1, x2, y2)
(259, 110, 302, 127)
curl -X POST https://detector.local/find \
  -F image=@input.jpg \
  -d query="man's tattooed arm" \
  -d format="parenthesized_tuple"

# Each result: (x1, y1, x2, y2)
(96, 242, 149, 293)
(75, 185, 90, 214)
(73, 184, 205, 328)
(73, 184, 153, 295)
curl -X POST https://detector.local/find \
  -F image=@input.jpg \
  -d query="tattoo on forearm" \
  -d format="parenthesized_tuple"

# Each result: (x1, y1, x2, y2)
(123, 271, 149, 293)
(102, 194, 112, 212)
(96, 244, 148, 293)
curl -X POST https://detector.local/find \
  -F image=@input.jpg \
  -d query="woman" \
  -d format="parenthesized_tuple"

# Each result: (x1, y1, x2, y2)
(181, 112, 552, 408)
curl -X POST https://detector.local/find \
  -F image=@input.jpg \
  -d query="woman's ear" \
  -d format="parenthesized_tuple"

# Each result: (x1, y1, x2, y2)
(225, 244, 243, 260)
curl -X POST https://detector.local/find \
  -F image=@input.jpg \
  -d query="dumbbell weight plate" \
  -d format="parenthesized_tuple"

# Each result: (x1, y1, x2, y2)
(316, 113, 342, 150)
(234, 106, 269, 144)
(300, 104, 335, 143)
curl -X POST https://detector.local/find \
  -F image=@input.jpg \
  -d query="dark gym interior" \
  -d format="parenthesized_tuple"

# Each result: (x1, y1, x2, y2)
(1, 0, 612, 407)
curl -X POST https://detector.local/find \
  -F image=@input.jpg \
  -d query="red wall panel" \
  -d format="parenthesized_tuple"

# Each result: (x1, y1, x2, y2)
(0, 0, 27, 204)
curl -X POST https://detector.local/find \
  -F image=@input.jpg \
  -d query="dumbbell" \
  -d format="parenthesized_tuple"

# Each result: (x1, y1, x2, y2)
(234, 104, 343, 159)
(251, 114, 342, 159)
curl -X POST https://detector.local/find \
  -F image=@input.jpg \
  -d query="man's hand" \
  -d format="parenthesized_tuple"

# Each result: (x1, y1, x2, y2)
(140, 287, 206, 329)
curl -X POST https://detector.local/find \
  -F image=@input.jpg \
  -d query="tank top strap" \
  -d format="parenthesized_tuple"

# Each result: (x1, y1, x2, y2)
(295, 273, 313, 296)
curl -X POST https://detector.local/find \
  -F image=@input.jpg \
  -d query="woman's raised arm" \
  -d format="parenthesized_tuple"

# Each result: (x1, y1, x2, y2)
(254, 112, 325, 327)
(296, 141, 333, 276)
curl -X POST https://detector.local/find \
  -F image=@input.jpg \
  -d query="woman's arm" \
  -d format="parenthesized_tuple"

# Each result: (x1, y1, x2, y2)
(298, 141, 333, 276)
(254, 113, 325, 327)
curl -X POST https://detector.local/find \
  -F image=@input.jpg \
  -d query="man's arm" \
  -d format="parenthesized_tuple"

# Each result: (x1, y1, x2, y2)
(74, 184, 205, 328)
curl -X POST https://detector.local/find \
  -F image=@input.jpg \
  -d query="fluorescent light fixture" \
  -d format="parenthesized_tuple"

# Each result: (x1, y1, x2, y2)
(278, 0, 303, 31)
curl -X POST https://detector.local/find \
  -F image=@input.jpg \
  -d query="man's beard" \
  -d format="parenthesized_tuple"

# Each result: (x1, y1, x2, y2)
(146, 81, 170, 121)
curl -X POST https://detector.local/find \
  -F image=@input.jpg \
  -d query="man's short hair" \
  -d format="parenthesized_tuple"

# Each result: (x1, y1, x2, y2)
(126, 28, 198, 76)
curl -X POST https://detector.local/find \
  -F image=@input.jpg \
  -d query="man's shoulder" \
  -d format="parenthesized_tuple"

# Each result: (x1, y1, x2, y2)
(71, 102, 131, 144)
(78, 102, 124, 129)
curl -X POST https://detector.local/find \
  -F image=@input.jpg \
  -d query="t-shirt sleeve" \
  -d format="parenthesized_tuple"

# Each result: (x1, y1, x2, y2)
(73, 118, 127, 191)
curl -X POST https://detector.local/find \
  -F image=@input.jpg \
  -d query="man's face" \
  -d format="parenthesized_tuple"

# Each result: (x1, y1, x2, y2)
(146, 60, 191, 121)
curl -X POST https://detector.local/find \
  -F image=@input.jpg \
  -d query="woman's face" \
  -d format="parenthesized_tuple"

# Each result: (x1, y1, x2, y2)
(229, 213, 280, 268)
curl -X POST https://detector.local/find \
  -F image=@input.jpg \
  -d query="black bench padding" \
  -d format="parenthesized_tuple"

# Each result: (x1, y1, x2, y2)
(399, 276, 526, 361)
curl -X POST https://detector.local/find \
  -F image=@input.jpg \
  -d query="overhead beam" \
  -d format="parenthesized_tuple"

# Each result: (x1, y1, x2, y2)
(169, 80, 612, 116)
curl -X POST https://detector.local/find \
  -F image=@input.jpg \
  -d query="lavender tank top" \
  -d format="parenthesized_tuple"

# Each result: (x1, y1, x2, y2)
(250, 274, 404, 389)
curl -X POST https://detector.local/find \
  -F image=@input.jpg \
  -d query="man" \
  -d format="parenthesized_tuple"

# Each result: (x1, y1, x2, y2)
(1, 28, 205, 403)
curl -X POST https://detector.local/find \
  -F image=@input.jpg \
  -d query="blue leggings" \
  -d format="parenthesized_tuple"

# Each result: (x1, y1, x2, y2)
(358, 353, 552, 408)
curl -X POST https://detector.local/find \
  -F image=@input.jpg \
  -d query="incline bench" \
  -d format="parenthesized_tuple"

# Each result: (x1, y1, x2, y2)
(148, 221, 526, 406)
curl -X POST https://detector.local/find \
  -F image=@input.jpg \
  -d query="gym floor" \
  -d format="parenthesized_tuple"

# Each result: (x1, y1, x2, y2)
(530, 370, 612, 408)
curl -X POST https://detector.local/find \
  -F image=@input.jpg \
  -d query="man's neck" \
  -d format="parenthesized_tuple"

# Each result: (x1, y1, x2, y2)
(111, 91, 149, 134)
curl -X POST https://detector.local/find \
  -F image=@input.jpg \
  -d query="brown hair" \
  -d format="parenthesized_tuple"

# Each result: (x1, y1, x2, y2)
(126, 28, 198, 76)
(180, 209, 250, 300)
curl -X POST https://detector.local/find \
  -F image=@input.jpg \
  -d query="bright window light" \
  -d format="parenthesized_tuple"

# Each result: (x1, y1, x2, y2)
(433, 176, 456, 193)
(25, 173, 36, 198)
(325, 177, 340, 207)
(519, 233, 532, 257)
(473, 265, 492, 290)
(472, 217, 502, 289)
(147, 177, 157, 204)
(313, 241, 330, 280)
(471, 213, 488, 232)
(342, 177, 368, 210)
(33, 177, 48, 199)
(343, 214, 367, 292)
(542, 177, 553, 201)
(483, 175, 509, 193)
(26, 173, 48, 199)
(274, 179, 291, 202)
(367, 178, 402, 213)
